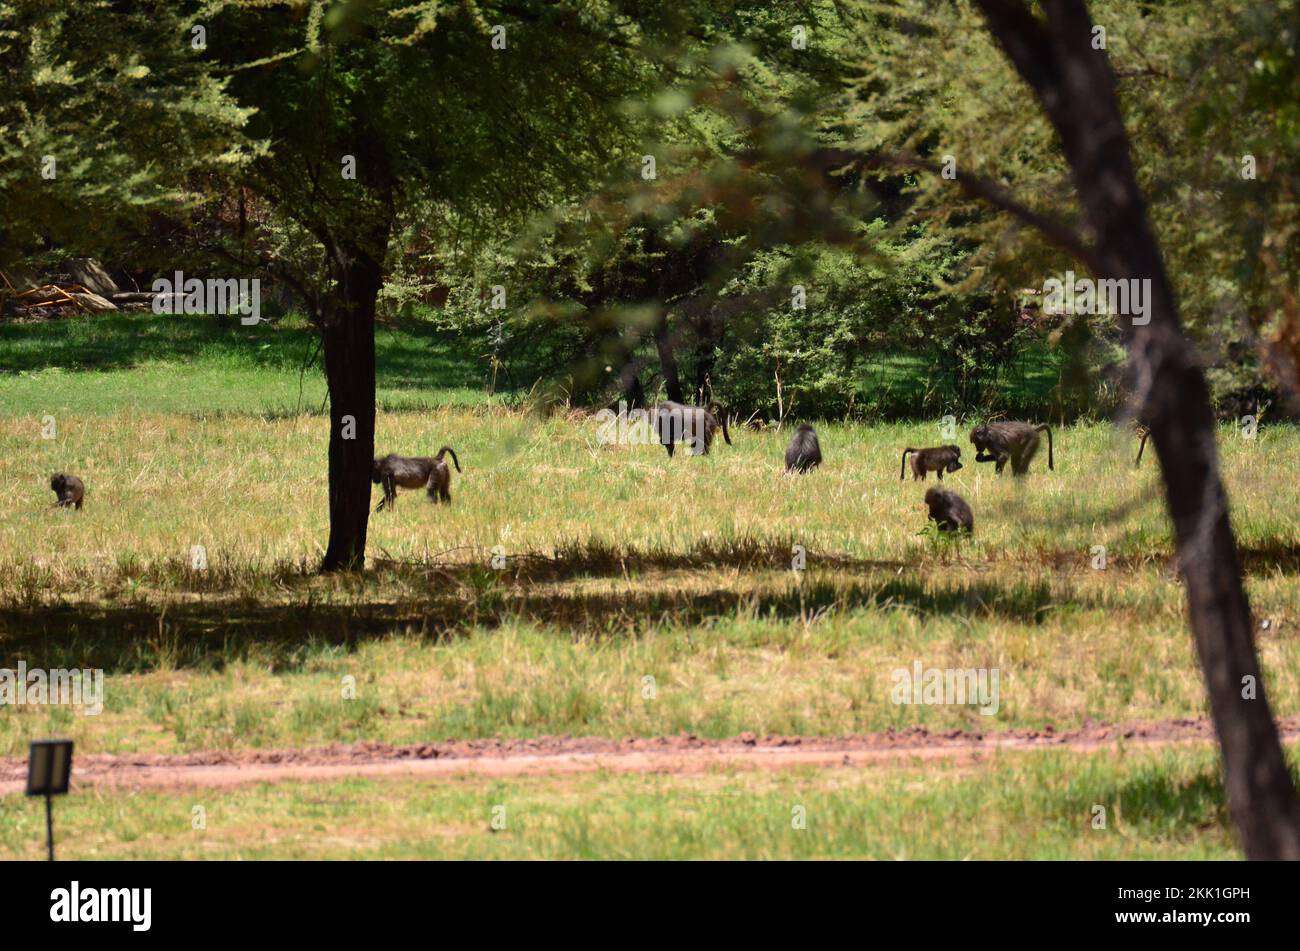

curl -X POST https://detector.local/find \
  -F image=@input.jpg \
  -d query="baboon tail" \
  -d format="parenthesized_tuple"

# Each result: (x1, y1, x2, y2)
(1036, 425, 1054, 470)
(1135, 430, 1148, 467)
(437, 446, 462, 472)
(901, 449, 915, 480)
(720, 408, 732, 445)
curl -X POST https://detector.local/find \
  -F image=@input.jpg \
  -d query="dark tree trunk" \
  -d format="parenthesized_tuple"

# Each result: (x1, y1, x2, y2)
(693, 331, 717, 403)
(977, 0, 1300, 858)
(319, 244, 384, 572)
(654, 321, 684, 403)
(619, 357, 646, 408)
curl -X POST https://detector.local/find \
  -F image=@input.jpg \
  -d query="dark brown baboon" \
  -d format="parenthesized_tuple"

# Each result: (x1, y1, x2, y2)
(654, 401, 732, 458)
(1135, 425, 1150, 466)
(50, 473, 84, 509)
(900, 445, 962, 480)
(372, 447, 462, 510)
(784, 424, 822, 472)
(970, 421, 1054, 475)
(924, 487, 973, 534)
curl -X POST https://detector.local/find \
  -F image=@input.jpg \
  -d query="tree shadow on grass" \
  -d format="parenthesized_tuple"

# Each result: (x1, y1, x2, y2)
(0, 312, 491, 396)
(0, 569, 1057, 674)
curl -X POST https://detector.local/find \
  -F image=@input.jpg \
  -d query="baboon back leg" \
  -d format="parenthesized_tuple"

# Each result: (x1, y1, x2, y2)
(1013, 440, 1039, 476)
(936, 469, 943, 480)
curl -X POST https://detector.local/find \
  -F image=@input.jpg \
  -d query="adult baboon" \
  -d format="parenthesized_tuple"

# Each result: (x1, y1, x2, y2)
(924, 487, 973, 534)
(372, 447, 462, 510)
(900, 445, 962, 481)
(784, 424, 822, 473)
(50, 473, 84, 509)
(654, 400, 731, 458)
(970, 421, 1054, 475)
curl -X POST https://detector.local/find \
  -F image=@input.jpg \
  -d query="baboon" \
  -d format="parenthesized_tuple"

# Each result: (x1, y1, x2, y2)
(784, 424, 822, 473)
(924, 487, 973, 534)
(970, 421, 1054, 475)
(1135, 425, 1150, 466)
(900, 445, 962, 481)
(372, 447, 461, 510)
(50, 473, 84, 509)
(654, 401, 731, 458)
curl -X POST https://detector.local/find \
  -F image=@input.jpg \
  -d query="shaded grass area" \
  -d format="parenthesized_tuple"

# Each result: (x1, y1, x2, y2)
(0, 311, 498, 415)
(2, 562, 1297, 755)
(0, 745, 1268, 859)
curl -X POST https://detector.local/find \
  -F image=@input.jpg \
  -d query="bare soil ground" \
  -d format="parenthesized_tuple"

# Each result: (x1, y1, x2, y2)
(5, 716, 1298, 794)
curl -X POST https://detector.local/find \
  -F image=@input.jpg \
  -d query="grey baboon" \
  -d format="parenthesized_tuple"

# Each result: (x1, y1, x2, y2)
(970, 421, 1054, 475)
(900, 445, 962, 480)
(372, 447, 462, 510)
(924, 486, 973, 534)
(784, 424, 822, 472)
(653, 401, 732, 458)
(50, 473, 84, 509)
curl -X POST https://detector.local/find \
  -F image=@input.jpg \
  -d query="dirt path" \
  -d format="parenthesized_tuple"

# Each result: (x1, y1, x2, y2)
(4, 717, 1297, 793)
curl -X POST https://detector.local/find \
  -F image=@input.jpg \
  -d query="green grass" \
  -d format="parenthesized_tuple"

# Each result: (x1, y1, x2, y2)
(1, 311, 1295, 858)
(0, 746, 1270, 859)
(0, 311, 496, 415)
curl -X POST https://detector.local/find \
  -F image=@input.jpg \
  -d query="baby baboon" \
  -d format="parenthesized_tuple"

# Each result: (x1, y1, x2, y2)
(900, 445, 962, 481)
(970, 421, 1054, 475)
(784, 424, 822, 473)
(924, 486, 973, 534)
(653, 400, 732, 458)
(371, 447, 462, 510)
(1135, 425, 1150, 466)
(50, 473, 84, 509)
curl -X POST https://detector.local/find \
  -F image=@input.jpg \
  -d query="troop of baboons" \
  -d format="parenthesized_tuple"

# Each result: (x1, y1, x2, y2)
(46, 407, 1168, 542)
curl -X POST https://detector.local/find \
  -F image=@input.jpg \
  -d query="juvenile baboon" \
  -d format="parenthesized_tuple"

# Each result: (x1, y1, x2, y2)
(654, 400, 732, 458)
(50, 473, 84, 509)
(970, 421, 1054, 475)
(1135, 425, 1150, 466)
(784, 424, 822, 472)
(900, 445, 962, 481)
(372, 447, 462, 510)
(924, 487, 973, 534)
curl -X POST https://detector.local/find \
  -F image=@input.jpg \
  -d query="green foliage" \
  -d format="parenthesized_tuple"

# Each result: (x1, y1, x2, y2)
(0, 0, 256, 268)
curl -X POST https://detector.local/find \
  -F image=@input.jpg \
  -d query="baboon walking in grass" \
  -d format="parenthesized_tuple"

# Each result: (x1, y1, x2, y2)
(654, 401, 731, 458)
(372, 448, 461, 510)
(970, 421, 1054, 475)
(901, 446, 962, 480)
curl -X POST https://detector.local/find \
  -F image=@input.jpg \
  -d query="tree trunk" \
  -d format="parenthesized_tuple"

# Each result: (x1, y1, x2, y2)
(977, 0, 1300, 858)
(319, 245, 384, 572)
(654, 320, 684, 403)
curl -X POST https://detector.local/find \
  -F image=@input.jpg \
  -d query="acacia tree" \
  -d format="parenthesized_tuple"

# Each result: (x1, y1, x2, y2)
(658, 0, 1300, 856)
(987, 0, 1300, 862)
(207, 0, 832, 570)
(852, 0, 1300, 858)
(0, 1, 253, 270)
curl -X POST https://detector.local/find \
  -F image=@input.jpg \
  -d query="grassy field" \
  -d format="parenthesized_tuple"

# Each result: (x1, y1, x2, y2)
(0, 746, 1256, 859)
(1, 312, 1297, 858)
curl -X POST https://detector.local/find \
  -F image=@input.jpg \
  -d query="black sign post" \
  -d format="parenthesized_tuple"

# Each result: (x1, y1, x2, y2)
(25, 740, 74, 861)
